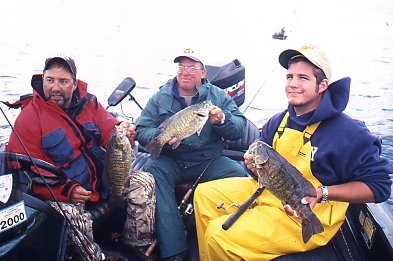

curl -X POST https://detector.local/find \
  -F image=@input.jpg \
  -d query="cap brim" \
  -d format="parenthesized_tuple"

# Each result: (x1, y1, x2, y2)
(174, 56, 203, 65)
(279, 49, 303, 69)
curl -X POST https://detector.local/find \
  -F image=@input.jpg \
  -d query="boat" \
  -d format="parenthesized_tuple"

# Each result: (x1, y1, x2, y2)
(0, 59, 392, 261)
(272, 27, 287, 40)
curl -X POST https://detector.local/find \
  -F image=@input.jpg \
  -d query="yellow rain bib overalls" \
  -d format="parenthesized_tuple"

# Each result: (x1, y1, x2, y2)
(195, 113, 349, 261)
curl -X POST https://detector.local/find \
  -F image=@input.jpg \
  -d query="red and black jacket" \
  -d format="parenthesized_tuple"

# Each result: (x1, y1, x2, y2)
(7, 75, 119, 202)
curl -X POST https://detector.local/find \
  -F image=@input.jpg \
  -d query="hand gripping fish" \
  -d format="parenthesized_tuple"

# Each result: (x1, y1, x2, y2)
(144, 100, 214, 159)
(250, 140, 324, 244)
(103, 124, 135, 208)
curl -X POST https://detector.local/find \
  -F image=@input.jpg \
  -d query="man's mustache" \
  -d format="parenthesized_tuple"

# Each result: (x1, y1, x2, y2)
(50, 91, 64, 98)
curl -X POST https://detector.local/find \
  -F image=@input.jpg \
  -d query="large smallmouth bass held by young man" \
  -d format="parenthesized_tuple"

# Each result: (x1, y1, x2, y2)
(144, 100, 214, 159)
(250, 140, 324, 244)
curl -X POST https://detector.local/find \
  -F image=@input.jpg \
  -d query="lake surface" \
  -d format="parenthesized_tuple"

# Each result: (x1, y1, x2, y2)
(0, 1, 392, 200)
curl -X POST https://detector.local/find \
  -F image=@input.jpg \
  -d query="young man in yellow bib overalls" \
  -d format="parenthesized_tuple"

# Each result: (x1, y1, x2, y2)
(193, 44, 393, 260)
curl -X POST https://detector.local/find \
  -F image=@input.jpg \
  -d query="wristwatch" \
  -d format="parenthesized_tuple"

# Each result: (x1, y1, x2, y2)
(220, 113, 226, 125)
(318, 186, 329, 203)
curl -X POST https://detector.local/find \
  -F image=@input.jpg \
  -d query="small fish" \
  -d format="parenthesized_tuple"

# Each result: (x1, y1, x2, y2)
(144, 100, 214, 159)
(103, 124, 135, 208)
(250, 140, 324, 244)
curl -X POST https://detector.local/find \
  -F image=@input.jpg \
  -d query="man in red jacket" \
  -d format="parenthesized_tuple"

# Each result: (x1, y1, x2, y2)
(7, 56, 156, 261)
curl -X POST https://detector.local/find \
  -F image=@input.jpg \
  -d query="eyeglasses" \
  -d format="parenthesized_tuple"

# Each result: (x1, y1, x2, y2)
(177, 65, 203, 74)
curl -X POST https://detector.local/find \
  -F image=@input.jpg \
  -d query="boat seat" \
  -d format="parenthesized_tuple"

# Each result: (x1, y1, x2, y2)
(225, 118, 259, 152)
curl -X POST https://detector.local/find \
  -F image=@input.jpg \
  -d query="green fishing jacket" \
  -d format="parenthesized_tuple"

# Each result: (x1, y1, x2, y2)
(136, 78, 246, 163)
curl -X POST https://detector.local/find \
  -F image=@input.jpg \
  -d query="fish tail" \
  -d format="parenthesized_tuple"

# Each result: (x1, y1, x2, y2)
(302, 213, 324, 244)
(144, 138, 162, 159)
(108, 195, 126, 209)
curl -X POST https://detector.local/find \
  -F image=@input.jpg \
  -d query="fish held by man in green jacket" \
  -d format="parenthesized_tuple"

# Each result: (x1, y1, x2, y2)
(251, 140, 324, 244)
(144, 100, 214, 159)
(103, 124, 135, 208)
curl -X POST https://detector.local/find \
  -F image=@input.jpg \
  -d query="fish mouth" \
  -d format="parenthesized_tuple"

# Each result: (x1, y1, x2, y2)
(254, 164, 264, 169)
(194, 107, 211, 117)
(195, 111, 209, 117)
(254, 158, 268, 165)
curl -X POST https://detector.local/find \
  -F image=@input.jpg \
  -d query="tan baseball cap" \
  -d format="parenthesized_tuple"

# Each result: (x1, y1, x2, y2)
(279, 44, 331, 81)
(174, 48, 204, 66)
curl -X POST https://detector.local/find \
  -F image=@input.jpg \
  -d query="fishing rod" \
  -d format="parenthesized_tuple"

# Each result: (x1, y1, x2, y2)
(242, 4, 298, 116)
(221, 186, 265, 230)
(287, 8, 298, 36)
(0, 106, 95, 261)
(178, 155, 216, 215)
(241, 65, 278, 115)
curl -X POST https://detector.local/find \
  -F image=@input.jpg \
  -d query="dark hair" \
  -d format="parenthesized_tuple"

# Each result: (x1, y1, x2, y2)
(288, 56, 327, 85)
(44, 59, 76, 82)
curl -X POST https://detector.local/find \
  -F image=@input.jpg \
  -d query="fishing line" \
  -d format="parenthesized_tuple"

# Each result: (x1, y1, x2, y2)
(242, 6, 297, 115)
(285, 9, 298, 36)
(242, 65, 278, 114)
(119, 102, 135, 123)
(0, 106, 95, 261)
(242, 4, 299, 115)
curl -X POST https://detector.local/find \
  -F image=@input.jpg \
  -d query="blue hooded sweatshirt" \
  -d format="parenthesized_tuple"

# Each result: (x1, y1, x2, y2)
(260, 77, 392, 203)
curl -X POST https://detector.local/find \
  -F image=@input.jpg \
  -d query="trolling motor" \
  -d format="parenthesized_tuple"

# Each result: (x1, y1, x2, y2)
(107, 77, 143, 110)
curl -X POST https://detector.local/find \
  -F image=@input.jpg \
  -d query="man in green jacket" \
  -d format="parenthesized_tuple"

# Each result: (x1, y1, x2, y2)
(136, 48, 248, 260)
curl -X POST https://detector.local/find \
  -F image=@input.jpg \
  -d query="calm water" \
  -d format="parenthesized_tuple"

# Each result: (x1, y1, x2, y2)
(0, 1, 392, 199)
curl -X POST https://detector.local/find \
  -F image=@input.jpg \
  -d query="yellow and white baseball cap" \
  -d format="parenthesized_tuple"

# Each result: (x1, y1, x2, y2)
(279, 44, 331, 81)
